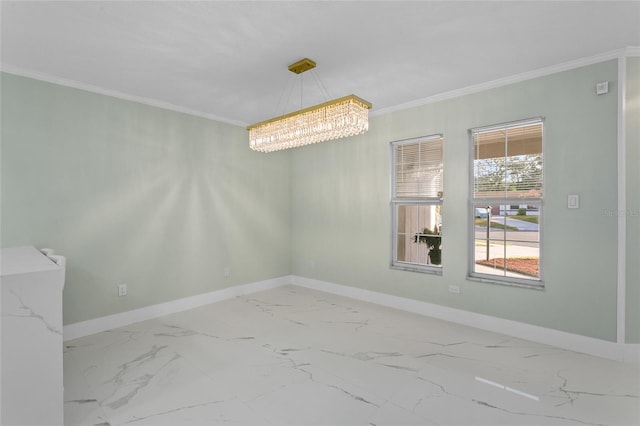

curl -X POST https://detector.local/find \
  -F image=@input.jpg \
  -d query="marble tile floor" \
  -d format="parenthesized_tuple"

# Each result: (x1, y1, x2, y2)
(64, 285, 640, 426)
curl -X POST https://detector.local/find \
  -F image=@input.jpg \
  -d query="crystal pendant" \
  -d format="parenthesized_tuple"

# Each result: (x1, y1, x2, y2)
(248, 95, 372, 153)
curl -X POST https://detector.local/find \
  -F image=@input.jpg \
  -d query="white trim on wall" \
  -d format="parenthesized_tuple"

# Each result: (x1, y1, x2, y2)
(373, 47, 637, 118)
(0, 64, 246, 127)
(617, 55, 627, 344)
(63, 274, 639, 364)
(293, 276, 640, 365)
(3, 48, 638, 128)
(63, 276, 292, 341)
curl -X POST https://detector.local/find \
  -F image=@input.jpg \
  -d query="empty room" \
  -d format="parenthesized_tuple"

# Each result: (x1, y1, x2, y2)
(1, 1, 639, 425)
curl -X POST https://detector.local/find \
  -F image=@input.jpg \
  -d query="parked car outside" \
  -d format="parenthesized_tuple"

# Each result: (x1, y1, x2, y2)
(474, 208, 489, 218)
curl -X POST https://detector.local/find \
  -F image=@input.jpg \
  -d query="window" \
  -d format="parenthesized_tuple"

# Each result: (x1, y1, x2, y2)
(391, 135, 443, 273)
(470, 118, 543, 286)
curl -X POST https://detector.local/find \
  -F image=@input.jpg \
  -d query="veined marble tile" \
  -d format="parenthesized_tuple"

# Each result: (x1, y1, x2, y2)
(65, 285, 640, 426)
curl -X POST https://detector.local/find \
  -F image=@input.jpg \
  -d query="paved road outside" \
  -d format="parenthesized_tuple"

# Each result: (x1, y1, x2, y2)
(489, 216, 539, 231)
(474, 230, 539, 247)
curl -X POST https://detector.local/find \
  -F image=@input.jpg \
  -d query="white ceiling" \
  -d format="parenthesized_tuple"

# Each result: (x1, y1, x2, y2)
(2, 1, 639, 127)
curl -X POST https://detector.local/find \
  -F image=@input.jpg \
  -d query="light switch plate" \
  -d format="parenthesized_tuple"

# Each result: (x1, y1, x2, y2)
(568, 194, 580, 209)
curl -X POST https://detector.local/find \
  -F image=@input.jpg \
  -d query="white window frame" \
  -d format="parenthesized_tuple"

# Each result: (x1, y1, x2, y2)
(391, 134, 444, 275)
(468, 118, 544, 288)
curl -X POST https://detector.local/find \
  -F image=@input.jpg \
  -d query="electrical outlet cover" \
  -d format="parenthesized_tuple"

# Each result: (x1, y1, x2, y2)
(568, 194, 580, 209)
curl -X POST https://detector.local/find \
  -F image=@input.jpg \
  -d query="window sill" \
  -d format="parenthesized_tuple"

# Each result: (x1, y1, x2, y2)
(391, 263, 443, 276)
(467, 273, 545, 290)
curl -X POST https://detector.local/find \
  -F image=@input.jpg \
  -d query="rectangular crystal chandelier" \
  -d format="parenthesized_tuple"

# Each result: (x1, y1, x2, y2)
(247, 59, 372, 153)
(247, 95, 372, 153)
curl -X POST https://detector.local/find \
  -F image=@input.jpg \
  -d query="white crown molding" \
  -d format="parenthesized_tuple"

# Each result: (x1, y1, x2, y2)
(372, 46, 640, 118)
(3, 48, 638, 127)
(0, 63, 247, 128)
(63, 276, 293, 341)
(625, 46, 640, 56)
(292, 276, 639, 365)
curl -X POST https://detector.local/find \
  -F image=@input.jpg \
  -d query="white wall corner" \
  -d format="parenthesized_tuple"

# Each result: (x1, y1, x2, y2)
(616, 54, 627, 345)
(292, 275, 637, 365)
(63, 275, 293, 341)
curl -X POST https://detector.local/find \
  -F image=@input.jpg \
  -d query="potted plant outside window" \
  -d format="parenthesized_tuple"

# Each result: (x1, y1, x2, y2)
(414, 227, 442, 265)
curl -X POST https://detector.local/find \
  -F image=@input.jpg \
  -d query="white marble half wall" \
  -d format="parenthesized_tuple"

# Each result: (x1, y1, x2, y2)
(1, 246, 66, 426)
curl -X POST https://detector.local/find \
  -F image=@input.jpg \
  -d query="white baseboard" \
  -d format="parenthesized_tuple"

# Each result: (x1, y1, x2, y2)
(63, 276, 293, 341)
(63, 274, 639, 365)
(292, 276, 640, 365)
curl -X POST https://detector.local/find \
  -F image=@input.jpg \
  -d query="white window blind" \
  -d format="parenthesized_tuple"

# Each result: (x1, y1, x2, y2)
(394, 136, 443, 199)
(472, 121, 543, 199)
(391, 134, 444, 273)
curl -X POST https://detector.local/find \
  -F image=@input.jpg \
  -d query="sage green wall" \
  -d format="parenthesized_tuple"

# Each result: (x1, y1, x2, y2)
(2, 58, 634, 342)
(1, 73, 291, 325)
(291, 60, 622, 341)
(626, 57, 640, 343)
